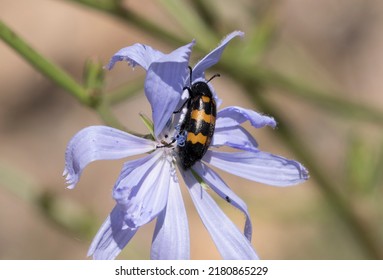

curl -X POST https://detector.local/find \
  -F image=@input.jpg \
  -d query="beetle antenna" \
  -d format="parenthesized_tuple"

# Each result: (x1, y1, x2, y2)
(188, 66, 193, 87)
(206, 73, 220, 83)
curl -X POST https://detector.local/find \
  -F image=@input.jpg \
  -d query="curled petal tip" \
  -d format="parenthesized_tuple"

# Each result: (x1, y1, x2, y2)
(301, 166, 310, 181)
(63, 173, 77, 189)
(233, 30, 245, 37)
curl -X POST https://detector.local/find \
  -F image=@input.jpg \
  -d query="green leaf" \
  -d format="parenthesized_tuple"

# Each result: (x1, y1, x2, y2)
(190, 168, 209, 190)
(139, 113, 155, 139)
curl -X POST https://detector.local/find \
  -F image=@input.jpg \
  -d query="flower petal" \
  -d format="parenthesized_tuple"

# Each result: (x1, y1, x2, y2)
(63, 126, 155, 189)
(181, 170, 259, 260)
(151, 176, 190, 260)
(211, 126, 258, 152)
(193, 162, 253, 241)
(204, 150, 309, 186)
(107, 43, 164, 71)
(145, 41, 195, 137)
(113, 151, 171, 228)
(192, 31, 244, 81)
(88, 205, 137, 260)
(216, 106, 276, 129)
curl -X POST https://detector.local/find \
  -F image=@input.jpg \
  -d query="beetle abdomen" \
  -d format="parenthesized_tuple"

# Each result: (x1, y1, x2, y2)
(179, 94, 216, 169)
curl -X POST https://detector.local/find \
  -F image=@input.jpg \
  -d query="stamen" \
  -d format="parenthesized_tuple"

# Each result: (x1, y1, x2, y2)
(156, 139, 176, 148)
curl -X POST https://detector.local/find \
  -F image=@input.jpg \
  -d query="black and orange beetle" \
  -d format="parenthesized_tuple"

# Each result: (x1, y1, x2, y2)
(176, 67, 220, 169)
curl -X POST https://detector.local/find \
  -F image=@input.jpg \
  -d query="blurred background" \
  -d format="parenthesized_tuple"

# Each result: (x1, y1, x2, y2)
(0, 0, 382, 259)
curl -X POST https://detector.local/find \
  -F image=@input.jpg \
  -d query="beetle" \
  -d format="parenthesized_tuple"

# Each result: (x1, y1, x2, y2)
(176, 67, 220, 169)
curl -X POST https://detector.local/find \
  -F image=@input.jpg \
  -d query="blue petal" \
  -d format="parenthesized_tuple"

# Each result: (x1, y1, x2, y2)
(216, 106, 276, 129)
(193, 162, 253, 241)
(63, 126, 155, 189)
(191, 31, 244, 81)
(88, 205, 137, 260)
(211, 126, 258, 152)
(204, 150, 309, 186)
(145, 41, 195, 137)
(211, 106, 276, 152)
(181, 170, 259, 260)
(113, 151, 171, 228)
(151, 177, 190, 260)
(107, 43, 164, 70)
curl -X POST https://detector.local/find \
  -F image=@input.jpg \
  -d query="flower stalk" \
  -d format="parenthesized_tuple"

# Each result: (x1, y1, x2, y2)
(0, 20, 93, 107)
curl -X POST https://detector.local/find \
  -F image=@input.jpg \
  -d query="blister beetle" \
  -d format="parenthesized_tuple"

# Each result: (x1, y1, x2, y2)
(176, 67, 220, 169)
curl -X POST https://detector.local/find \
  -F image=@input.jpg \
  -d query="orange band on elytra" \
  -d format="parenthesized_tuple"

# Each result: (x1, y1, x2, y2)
(187, 132, 208, 145)
(190, 109, 215, 124)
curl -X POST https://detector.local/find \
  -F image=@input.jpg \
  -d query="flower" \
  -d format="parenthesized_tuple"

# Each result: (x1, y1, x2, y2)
(63, 31, 309, 260)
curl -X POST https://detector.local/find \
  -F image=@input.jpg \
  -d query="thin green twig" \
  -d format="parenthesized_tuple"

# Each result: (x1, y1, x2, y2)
(0, 20, 93, 107)
(252, 67, 383, 126)
(0, 20, 132, 131)
(64, 0, 188, 48)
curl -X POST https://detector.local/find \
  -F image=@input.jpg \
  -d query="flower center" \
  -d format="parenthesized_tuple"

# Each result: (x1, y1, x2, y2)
(155, 115, 187, 150)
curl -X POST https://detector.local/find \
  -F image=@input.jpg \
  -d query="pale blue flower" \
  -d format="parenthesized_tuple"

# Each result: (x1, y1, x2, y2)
(63, 31, 308, 260)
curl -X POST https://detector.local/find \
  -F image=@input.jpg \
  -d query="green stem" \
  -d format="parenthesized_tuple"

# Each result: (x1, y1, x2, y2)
(64, 0, 188, 48)
(95, 100, 126, 131)
(252, 67, 383, 126)
(0, 20, 93, 106)
(215, 58, 383, 126)
(0, 20, 131, 131)
(96, 97, 145, 137)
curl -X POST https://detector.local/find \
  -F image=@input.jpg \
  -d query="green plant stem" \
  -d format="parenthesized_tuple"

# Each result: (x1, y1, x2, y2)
(0, 20, 132, 131)
(95, 100, 126, 131)
(65, 0, 188, 48)
(63, 0, 207, 53)
(96, 95, 145, 137)
(0, 20, 93, 107)
(251, 67, 383, 126)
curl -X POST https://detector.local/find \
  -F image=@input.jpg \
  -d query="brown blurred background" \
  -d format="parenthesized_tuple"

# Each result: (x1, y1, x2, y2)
(0, 0, 382, 259)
